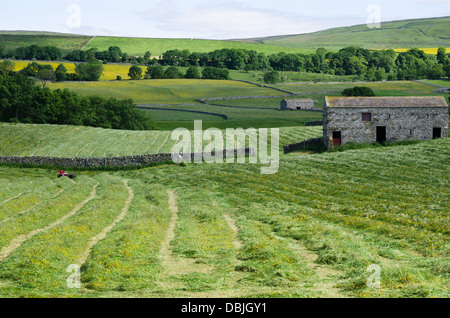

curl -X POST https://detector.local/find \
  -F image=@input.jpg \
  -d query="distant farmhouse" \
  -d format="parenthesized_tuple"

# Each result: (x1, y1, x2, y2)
(323, 96, 449, 150)
(281, 98, 315, 110)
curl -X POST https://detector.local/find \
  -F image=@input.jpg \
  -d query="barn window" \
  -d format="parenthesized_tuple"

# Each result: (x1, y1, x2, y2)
(362, 113, 372, 121)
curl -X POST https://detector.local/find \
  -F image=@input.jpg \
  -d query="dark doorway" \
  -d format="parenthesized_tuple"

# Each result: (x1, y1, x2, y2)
(433, 127, 441, 139)
(376, 126, 386, 144)
(332, 131, 341, 146)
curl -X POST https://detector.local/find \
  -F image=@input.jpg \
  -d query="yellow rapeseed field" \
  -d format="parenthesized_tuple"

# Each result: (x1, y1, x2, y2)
(9, 60, 77, 73)
(391, 48, 449, 54)
(100, 64, 147, 81)
(3, 60, 146, 81)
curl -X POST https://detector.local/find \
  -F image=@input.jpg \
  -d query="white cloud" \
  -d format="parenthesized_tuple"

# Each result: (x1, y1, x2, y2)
(417, 0, 450, 6)
(136, 1, 362, 39)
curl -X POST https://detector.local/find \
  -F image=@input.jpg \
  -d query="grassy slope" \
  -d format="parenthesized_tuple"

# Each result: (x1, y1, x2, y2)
(46, 78, 324, 130)
(242, 16, 450, 50)
(46, 79, 443, 130)
(0, 123, 323, 157)
(0, 137, 448, 298)
(46, 78, 301, 130)
(47, 79, 281, 104)
(83, 36, 316, 56)
(0, 32, 92, 52)
(2, 17, 449, 57)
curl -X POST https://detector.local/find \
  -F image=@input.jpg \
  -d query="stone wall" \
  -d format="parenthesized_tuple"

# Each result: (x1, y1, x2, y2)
(323, 106, 449, 149)
(0, 147, 255, 169)
(283, 138, 323, 154)
(304, 120, 324, 126)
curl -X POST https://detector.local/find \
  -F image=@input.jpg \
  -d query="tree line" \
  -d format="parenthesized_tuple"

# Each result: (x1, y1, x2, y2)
(157, 47, 450, 81)
(127, 64, 230, 80)
(1, 44, 449, 82)
(0, 72, 156, 130)
(0, 44, 152, 65)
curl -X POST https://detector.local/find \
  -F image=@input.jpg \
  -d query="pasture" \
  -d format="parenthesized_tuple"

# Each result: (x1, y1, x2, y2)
(83, 36, 317, 57)
(0, 123, 323, 157)
(46, 79, 441, 130)
(0, 136, 448, 298)
(47, 79, 282, 105)
(252, 17, 450, 51)
(46, 78, 326, 130)
(0, 32, 91, 52)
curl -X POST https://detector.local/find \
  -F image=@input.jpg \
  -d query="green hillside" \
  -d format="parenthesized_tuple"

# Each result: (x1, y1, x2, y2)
(0, 123, 322, 157)
(46, 79, 441, 130)
(2, 16, 449, 56)
(0, 31, 91, 52)
(237, 16, 450, 50)
(83, 36, 316, 57)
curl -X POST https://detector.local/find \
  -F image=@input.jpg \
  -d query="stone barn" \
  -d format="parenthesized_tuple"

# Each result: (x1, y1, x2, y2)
(280, 98, 315, 110)
(323, 96, 449, 150)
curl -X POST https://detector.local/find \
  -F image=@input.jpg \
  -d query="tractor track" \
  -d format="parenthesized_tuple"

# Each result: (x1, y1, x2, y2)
(0, 182, 99, 263)
(77, 179, 134, 266)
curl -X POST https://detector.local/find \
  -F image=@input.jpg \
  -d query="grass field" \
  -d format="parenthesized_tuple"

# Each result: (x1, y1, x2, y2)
(276, 81, 440, 96)
(245, 16, 450, 51)
(2, 17, 449, 56)
(0, 136, 448, 298)
(418, 79, 450, 88)
(83, 36, 317, 57)
(45, 79, 444, 130)
(46, 77, 326, 130)
(47, 79, 281, 105)
(0, 32, 91, 52)
(47, 79, 441, 106)
(0, 123, 323, 157)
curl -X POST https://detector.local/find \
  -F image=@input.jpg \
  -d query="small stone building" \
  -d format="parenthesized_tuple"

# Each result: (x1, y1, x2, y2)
(281, 98, 315, 110)
(323, 96, 449, 150)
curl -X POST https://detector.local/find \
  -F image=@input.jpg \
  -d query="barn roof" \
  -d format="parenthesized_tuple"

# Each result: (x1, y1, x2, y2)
(283, 98, 314, 105)
(325, 96, 448, 108)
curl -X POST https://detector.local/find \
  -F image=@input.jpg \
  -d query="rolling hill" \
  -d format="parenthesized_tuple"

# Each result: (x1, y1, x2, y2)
(1, 16, 449, 56)
(233, 16, 450, 51)
(0, 31, 92, 52)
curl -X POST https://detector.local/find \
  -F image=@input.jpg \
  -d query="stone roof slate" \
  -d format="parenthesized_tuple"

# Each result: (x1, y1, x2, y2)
(325, 96, 448, 108)
(283, 99, 314, 105)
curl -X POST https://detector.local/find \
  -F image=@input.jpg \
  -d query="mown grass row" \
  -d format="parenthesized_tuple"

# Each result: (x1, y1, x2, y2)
(147, 137, 449, 297)
(0, 123, 323, 157)
(0, 137, 447, 298)
(0, 172, 145, 297)
(80, 177, 171, 294)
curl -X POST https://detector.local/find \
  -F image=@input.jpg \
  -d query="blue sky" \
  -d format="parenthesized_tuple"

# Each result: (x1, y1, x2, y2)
(0, 0, 449, 39)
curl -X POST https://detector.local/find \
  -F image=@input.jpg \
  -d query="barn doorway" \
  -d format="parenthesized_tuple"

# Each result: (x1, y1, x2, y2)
(433, 127, 442, 139)
(332, 131, 341, 146)
(376, 126, 386, 144)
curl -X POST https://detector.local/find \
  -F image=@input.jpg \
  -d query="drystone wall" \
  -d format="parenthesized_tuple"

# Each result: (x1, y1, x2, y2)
(0, 147, 255, 168)
(283, 138, 323, 154)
